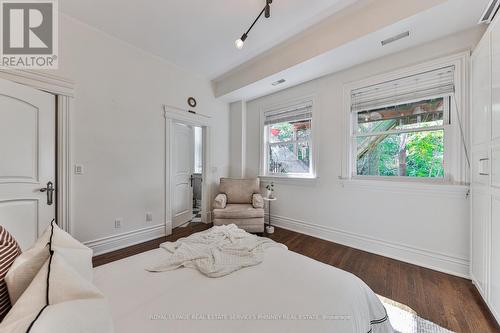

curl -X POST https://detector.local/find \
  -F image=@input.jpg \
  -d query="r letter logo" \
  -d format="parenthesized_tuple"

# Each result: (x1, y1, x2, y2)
(1, 0, 58, 68)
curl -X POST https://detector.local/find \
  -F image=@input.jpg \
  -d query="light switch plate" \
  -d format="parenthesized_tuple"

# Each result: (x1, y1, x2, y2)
(479, 158, 490, 176)
(74, 164, 84, 175)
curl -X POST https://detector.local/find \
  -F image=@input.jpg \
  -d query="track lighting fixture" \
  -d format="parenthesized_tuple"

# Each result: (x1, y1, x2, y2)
(235, 0, 273, 50)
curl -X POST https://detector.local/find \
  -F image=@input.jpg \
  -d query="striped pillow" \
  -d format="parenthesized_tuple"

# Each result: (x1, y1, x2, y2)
(0, 226, 21, 321)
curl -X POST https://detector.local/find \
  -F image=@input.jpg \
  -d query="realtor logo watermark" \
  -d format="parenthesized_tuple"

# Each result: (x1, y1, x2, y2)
(0, 0, 58, 68)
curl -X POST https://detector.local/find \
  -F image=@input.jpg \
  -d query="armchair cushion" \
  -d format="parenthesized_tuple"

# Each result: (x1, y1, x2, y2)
(219, 178, 260, 204)
(213, 204, 264, 219)
(252, 194, 264, 208)
(213, 194, 227, 209)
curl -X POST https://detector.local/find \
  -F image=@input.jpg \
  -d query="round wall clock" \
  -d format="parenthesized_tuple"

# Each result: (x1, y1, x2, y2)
(187, 97, 197, 108)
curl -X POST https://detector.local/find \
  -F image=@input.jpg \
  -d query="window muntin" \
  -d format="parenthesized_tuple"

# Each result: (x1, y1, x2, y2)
(356, 98, 445, 134)
(353, 97, 449, 178)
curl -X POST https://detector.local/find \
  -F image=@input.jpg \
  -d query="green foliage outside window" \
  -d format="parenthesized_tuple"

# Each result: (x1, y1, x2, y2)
(268, 120, 311, 174)
(356, 98, 446, 178)
(357, 130, 444, 177)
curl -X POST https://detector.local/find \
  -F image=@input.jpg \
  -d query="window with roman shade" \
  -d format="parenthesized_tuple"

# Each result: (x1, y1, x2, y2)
(350, 66, 456, 179)
(262, 101, 314, 177)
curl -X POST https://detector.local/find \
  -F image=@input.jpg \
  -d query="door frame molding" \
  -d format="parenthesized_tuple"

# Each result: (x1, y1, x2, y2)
(164, 105, 213, 236)
(0, 69, 75, 233)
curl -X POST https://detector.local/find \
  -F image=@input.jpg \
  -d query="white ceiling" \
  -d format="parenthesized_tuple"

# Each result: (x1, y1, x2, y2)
(60, 0, 359, 79)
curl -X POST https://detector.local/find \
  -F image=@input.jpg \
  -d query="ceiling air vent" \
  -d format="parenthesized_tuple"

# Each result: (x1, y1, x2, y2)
(271, 79, 286, 86)
(381, 31, 410, 46)
(479, 0, 500, 24)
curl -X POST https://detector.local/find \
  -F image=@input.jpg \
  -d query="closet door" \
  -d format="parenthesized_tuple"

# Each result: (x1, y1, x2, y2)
(471, 30, 491, 299)
(489, 17, 500, 321)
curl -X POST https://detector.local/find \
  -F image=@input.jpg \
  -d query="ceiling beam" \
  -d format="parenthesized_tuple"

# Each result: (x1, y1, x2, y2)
(212, 0, 447, 98)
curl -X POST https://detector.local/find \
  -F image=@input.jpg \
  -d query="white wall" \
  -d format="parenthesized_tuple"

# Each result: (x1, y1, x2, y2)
(53, 15, 229, 252)
(229, 101, 246, 178)
(243, 28, 484, 277)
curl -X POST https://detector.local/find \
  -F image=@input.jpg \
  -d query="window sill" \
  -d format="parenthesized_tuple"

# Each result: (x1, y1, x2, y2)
(338, 178, 469, 198)
(259, 175, 318, 186)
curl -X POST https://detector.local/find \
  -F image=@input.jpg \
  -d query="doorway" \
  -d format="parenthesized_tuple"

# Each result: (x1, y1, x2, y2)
(168, 119, 209, 230)
(171, 122, 205, 228)
(0, 70, 74, 237)
(0, 77, 56, 250)
(165, 106, 212, 236)
(191, 126, 203, 224)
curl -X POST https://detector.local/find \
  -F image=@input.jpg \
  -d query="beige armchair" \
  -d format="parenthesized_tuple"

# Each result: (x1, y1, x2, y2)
(212, 178, 265, 233)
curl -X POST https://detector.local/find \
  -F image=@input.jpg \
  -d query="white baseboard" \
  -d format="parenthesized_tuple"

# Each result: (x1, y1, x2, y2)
(471, 275, 500, 326)
(84, 224, 166, 256)
(492, 302, 500, 327)
(269, 214, 470, 278)
(471, 273, 488, 300)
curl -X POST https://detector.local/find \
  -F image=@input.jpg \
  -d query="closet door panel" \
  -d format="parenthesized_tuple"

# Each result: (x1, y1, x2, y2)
(472, 36, 491, 145)
(493, 22, 500, 141)
(471, 31, 491, 300)
(490, 19, 500, 323)
(491, 196, 500, 320)
(472, 189, 489, 296)
(493, 147, 500, 188)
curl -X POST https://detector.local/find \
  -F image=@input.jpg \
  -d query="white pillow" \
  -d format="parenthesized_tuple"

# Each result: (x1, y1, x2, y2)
(0, 252, 113, 332)
(5, 222, 93, 304)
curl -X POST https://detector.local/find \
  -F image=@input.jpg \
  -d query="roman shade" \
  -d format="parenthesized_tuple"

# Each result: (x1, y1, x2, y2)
(351, 66, 455, 113)
(263, 102, 312, 125)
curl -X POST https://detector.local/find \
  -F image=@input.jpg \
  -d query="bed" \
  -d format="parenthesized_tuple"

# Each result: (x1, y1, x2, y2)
(93, 237, 393, 333)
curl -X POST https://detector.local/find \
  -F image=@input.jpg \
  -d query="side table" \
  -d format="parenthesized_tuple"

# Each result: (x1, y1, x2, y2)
(263, 197, 277, 234)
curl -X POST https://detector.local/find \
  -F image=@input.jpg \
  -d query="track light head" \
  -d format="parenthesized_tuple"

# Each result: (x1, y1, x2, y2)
(235, 0, 273, 49)
(235, 33, 248, 50)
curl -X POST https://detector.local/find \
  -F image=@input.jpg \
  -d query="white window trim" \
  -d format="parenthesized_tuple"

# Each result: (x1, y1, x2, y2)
(259, 95, 319, 181)
(341, 52, 470, 186)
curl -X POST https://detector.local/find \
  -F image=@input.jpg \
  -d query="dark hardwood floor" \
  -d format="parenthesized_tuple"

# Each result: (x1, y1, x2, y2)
(93, 224, 500, 333)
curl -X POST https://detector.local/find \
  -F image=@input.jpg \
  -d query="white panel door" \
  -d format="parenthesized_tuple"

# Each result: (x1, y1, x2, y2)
(471, 190, 489, 296)
(471, 33, 492, 298)
(490, 18, 500, 322)
(491, 197, 500, 320)
(472, 35, 491, 147)
(172, 123, 193, 228)
(0, 78, 55, 250)
(492, 18, 500, 141)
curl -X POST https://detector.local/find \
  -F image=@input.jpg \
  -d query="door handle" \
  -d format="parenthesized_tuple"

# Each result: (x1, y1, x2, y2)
(40, 181, 55, 206)
(190, 175, 194, 187)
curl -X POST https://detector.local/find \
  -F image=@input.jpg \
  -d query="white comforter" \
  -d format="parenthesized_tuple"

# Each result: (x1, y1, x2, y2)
(147, 225, 286, 277)
(94, 228, 394, 333)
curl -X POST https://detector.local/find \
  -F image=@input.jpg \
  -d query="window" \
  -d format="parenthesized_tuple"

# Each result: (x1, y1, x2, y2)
(350, 66, 455, 179)
(262, 102, 314, 177)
